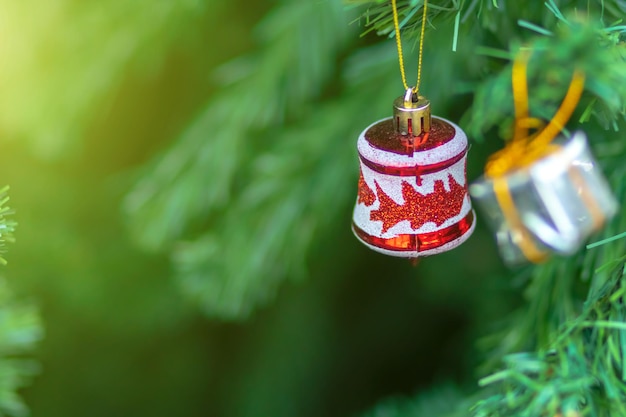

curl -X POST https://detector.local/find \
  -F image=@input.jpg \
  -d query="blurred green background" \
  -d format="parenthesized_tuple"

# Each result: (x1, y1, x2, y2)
(0, 0, 521, 416)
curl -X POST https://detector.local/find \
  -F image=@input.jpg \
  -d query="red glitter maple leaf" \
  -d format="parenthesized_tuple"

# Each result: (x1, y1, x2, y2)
(370, 174, 466, 233)
(357, 169, 376, 207)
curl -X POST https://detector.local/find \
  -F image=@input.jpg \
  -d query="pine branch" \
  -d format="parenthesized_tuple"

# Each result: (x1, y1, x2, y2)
(0, 188, 40, 417)
(474, 263, 626, 417)
(465, 19, 626, 141)
(350, 2, 626, 416)
(361, 187, 626, 414)
(346, 0, 463, 38)
(0, 280, 42, 417)
(467, 101, 626, 415)
(347, 0, 626, 40)
(125, 0, 357, 319)
(172, 81, 395, 318)
(465, 83, 626, 415)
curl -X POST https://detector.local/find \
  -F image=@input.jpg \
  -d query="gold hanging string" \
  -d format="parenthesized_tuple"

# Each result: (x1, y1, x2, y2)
(391, 0, 428, 93)
(416, 0, 428, 94)
(391, 0, 409, 92)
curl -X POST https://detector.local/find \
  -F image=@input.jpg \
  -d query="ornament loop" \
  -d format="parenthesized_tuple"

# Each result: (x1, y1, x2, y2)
(403, 87, 415, 107)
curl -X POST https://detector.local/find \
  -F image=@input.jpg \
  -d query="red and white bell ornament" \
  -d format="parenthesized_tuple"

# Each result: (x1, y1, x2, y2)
(352, 90, 475, 257)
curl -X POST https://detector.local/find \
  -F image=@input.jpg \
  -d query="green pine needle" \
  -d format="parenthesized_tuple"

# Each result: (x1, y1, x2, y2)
(517, 19, 553, 36)
(0, 187, 17, 266)
(587, 231, 626, 249)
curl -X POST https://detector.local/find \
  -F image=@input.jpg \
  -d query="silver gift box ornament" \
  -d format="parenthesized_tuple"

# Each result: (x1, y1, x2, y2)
(469, 131, 618, 265)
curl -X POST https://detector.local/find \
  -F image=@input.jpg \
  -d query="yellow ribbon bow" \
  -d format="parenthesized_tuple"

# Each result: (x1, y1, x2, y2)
(485, 52, 585, 178)
(484, 51, 585, 263)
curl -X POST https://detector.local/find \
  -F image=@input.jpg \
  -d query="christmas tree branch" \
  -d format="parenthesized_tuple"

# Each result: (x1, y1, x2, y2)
(349, 2, 626, 416)
(0, 279, 42, 417)
(347, 1, 626, 139)
(346, 0, 463, 38)
(359, 172, 626, 415)
(474, 260, 626, 417)
(125, 0, 357, 319)
(466, 18, 626, 141)
(172, 97, 364, 318)
(462, 91, 626, 416)
(348, 0, 626, 39)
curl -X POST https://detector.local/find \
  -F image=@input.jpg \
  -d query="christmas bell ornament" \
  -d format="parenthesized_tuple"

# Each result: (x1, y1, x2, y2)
(351, 89, 475, 257)
(351, 0, 474, 258)
(470, 131, 618, 265)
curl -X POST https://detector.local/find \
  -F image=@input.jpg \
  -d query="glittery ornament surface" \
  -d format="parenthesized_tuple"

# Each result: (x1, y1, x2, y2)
(369, 174, 466, 233)
(365, 118, 455, 155)
(353, 211, 474, 253)
(358, 117, 468, 169)
(357, 170, 376, 207)
(352, 115, 475, 257)
(360, 147, 467, 178)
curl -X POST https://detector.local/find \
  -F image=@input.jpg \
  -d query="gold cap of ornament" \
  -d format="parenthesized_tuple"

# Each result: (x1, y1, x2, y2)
(393, 88, 431, 137)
